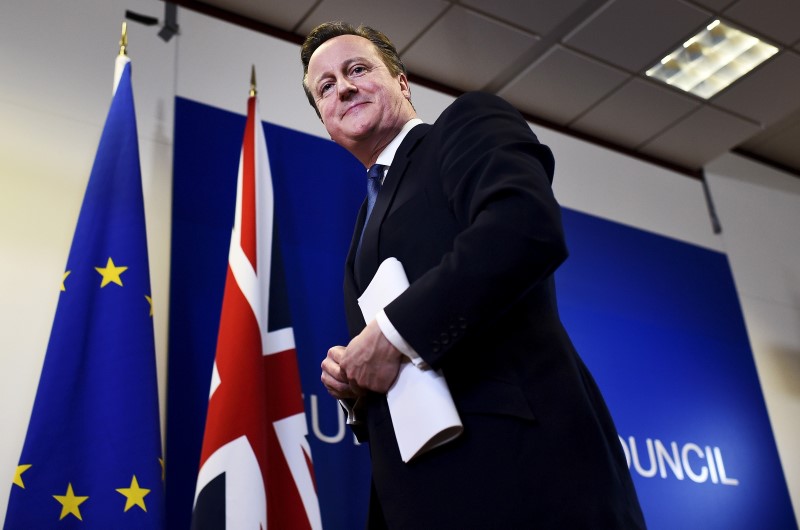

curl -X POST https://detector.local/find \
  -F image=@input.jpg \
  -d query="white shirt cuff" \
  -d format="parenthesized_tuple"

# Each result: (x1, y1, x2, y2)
(376, 309, 429, 369)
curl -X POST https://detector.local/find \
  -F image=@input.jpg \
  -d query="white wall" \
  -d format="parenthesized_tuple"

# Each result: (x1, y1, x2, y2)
(705, 154, 800, 516)
(1, 1, 797, 522)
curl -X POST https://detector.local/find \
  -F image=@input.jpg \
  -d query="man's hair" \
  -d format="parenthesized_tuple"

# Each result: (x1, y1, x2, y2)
(300, 21, 408, 118)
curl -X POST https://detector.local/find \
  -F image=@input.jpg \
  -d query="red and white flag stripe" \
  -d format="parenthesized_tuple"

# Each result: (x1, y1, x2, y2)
(193, 94, 321, 530)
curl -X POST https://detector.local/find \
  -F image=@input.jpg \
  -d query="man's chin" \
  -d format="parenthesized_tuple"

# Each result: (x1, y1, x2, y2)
(338, 122, 377, 142)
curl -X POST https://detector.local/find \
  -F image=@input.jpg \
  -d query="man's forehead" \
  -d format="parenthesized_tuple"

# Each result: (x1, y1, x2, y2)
(309, 35, 379, 70)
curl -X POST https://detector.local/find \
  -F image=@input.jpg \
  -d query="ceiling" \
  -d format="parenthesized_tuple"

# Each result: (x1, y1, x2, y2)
(171, 0, 800, 178)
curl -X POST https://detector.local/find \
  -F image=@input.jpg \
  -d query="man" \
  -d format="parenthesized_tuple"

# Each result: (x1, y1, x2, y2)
(302, 22, 646, 529)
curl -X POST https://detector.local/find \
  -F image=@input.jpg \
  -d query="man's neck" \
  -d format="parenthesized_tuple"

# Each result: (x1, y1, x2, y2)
(356, 130, 401, 168)
(357, 117, 422, 168)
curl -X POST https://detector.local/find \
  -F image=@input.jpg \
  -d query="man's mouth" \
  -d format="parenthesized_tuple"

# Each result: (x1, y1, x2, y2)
(343, 101, 367, 117)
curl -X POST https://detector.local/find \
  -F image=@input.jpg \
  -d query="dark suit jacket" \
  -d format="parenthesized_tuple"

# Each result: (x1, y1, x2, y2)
(343, 92, 645, 529)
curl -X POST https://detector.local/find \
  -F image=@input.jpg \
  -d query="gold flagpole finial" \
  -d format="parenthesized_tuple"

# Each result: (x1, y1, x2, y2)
(250, 65, 257, 97)
(119, 21, 128, 57)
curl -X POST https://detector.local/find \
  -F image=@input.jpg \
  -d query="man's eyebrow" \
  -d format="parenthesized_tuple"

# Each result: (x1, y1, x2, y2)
(343, 56, 373, 68)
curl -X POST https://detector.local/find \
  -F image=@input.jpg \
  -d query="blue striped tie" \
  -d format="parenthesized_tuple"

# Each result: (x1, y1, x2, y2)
(364, 163, 386, 226)
(356, 163, 386, 259)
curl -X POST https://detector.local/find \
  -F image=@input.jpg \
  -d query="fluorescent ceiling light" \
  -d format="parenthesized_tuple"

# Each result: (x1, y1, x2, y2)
(646, 20, 778, 99)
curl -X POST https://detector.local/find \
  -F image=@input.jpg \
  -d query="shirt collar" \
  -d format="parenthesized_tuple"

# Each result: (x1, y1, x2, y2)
(374, 118, 424, 168)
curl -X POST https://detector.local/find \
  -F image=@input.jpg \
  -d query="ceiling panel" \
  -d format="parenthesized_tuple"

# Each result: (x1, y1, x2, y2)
(563, 0, 711, 72)
(175, 0, 800, 176)
(499, 45, 628, 125)
(640, 106, 761, 168)
(571, 78, 700, 148)
(402, 6, 538, 92)
(460, 0, 589, 35)
(688, 0, 737, 11)
(739, 106, 800, 168)
(298, 0, 450, 50)
(712, 52, 800, 127)
(745, 123, 800, 171)
(201, 0, 316, 32)
(723, 0, 800, 46)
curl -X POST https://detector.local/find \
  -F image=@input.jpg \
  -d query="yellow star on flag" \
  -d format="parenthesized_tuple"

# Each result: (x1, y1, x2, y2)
(13, 464, 32, 488)
(53, 483, 88, 521)
(145, 295, 154, 317)
(61, 271, 71, 292)
(95, 257, 128, 288)
(116, 475, 150, 512)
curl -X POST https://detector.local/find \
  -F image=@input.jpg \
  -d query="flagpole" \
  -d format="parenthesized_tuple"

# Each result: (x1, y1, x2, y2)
(119, 21, 128, 56)
(114, 22, 130, 94)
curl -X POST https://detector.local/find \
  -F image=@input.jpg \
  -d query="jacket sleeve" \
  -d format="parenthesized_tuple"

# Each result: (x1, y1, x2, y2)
(383, 92, 566, 369)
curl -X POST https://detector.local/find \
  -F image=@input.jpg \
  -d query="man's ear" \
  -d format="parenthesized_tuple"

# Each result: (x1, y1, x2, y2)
(398, 73, 411, 100)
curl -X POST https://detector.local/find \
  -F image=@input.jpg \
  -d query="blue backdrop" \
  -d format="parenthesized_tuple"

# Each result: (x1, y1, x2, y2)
(165, 97, 796, 529)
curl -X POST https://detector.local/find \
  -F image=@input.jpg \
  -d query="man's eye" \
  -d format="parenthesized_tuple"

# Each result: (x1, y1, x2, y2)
(320, 83, 333, 95)
(351, 66, 366, 75)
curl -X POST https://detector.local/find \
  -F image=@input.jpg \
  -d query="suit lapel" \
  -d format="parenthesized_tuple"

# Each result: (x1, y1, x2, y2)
(355, 124, 431, 291)
(344, 198, 368, 311)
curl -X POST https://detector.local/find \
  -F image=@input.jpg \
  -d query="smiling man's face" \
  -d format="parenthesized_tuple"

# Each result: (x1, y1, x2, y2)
(306, 34, 415, 165)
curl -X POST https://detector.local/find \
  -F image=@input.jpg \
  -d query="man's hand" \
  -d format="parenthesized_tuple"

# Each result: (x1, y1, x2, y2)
(321, 346, 365, 400)
(340, 319, 403, 394)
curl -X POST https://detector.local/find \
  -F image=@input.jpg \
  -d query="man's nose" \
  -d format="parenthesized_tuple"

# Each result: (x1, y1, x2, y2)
(337, 77, 357, 99)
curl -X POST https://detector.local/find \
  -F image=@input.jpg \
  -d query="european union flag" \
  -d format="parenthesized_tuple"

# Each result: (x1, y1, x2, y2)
(4, 56, 164, 528)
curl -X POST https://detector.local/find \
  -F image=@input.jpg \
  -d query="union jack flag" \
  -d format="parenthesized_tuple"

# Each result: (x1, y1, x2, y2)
(191, 82, 321, 529)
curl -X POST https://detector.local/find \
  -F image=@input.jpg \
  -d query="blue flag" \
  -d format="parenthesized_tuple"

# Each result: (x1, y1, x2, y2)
(4, 58, 164, 528)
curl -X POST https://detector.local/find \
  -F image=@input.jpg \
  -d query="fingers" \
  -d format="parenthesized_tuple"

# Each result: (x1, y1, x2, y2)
(321, 346, 358, 399)
(320, 371, 355, 399)
(339, 322, 402, 393)
(321, 321, 404, 397)
(324, 345, 345, 366)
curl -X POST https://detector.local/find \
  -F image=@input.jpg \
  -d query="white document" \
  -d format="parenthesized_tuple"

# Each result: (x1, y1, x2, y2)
(358, 257, 463, 463)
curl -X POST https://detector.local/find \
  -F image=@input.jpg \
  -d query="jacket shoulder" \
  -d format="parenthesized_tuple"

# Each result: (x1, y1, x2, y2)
(437, 91, 523, 123)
